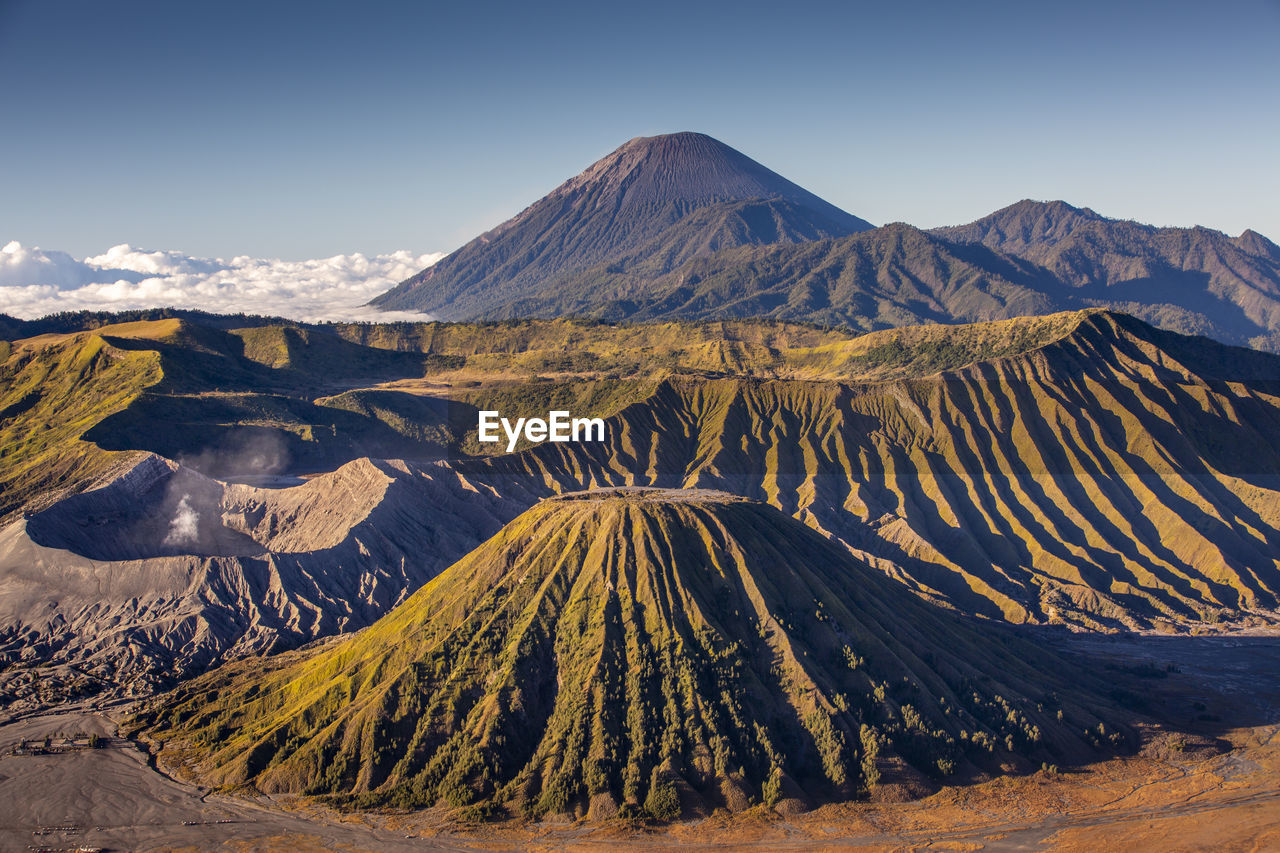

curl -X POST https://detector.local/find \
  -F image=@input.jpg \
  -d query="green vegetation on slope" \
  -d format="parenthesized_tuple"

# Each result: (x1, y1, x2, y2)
(459, 311, 1280, 629)
(141, 490, 1121, 819)
(332, 312, 1094, 383)
(7, 309, 1277, 631)
(3, 312, 1087, 495)
(0, 330, 163, 518)
(0, 318, 444, 515)
(228, 325, 436, 379)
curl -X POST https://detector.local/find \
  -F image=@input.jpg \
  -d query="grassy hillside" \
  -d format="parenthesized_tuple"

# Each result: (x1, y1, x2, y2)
(141, 490, 1122, 819)
(6, 309, 1277, 632)
(460, 312, 1280, 629)
(331, 312, 1089, 382)
(0, 319, 441, 518)
(0, 328, 163, 518)
(3, 313, 1083, 500)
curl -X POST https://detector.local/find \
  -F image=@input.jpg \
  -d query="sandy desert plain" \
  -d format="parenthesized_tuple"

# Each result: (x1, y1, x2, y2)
(1, 632, 1277, 853)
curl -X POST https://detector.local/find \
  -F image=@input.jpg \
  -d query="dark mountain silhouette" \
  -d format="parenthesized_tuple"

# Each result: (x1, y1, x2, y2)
(461, 202, 1280, 352)
(523, 221, 1068, 327)
(369, 131, 1280, 352)
(931, 200, 1280, 350)
(371, 132, 872, 317)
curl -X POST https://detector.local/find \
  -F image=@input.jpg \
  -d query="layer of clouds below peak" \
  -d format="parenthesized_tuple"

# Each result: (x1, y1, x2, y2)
(0, 240, 444, 323)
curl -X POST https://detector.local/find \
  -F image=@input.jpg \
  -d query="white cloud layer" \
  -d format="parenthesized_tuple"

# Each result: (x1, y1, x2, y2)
(0, 240, 444, 323)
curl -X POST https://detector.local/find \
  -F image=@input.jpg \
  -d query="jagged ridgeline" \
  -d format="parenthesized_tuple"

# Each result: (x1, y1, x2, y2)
(143, 490, 1121, 819)
(365, 130, 1280, 353)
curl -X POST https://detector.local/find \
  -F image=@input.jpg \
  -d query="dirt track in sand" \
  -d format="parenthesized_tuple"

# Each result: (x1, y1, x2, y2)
(1, 635, 1277, 852)
(0, 705, 465, 853)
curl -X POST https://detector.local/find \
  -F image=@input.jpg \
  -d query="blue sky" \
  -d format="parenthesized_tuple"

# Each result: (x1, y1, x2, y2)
(2, 0, 1278, 260)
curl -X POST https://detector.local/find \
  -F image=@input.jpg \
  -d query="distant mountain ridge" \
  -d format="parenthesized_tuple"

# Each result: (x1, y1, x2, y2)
(371, 132, 1280, 352)
(472, 202, 1280, 351)
(934, 199, 1280, 259)
(371, 132, 872, 317)
(931, 200, 1280, 350)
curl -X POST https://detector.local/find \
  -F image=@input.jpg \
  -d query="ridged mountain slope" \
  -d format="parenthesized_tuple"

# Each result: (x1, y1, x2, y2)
(0, 326, 163, 520)
(371, 132, 871, 317)
(513, 208, 1280, 353)
(0, 454, 540, 708)
(144, 490, 1119, 819)
(540, 221, 1068, 327)
(933, 200, 1280, 351)
(464, 312, 1280, 628)
(7, 311, 1278, 712)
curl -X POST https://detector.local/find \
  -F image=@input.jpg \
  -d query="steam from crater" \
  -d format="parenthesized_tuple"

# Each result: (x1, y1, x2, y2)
(163, 494, 200, 546)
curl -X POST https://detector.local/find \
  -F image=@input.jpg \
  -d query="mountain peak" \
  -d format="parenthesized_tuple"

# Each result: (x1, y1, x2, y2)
(618, 130, 724, 153)
(963, 199, 1108, 230)
(1005, 199, 1102, 219)
(556, 131, 846, 211)
(1235, 228, 1280, 259)
(932, 199, 1113, 250)
(372, 133, 870, 317)
(147, 488, 1118, 817)
(625, 130, 716, 145)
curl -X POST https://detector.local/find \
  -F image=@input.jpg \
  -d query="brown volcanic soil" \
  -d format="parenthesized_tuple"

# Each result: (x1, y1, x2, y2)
(2, 634, 1277, 852)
